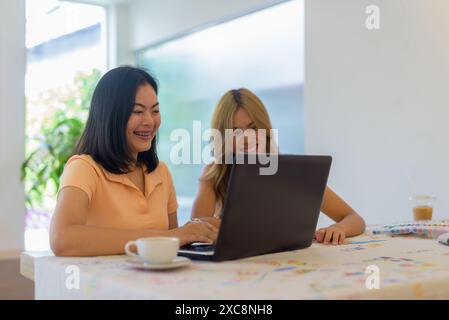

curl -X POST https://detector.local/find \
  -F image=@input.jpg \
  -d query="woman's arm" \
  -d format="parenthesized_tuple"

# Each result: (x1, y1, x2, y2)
(168, 212, 178, 229)
(190, 166, 221, 228)
(50, 187, 218, 257)
(315, 186, 366, 245)
(191, 178, 217, 219)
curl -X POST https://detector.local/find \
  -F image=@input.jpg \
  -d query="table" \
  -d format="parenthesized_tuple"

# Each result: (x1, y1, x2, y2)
(21, 233, 449, 299)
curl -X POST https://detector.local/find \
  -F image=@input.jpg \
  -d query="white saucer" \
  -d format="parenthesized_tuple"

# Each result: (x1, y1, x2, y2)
(125, 256, 191, 270)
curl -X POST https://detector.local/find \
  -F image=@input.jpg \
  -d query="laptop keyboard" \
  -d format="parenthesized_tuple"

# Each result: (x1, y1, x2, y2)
(182, 244, 215, 252)
(193, 245, 215, 252)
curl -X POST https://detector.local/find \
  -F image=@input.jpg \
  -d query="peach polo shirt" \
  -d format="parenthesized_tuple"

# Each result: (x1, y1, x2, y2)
(58, 154, 178, 230)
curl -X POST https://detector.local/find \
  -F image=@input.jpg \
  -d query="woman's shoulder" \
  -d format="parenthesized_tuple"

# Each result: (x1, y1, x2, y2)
(199, 163, 216, 184)
(200, 163, 214, 174)
(65, 154, 102, 176)
(202, 163, 216, 175)
(153, 160, 172, 178)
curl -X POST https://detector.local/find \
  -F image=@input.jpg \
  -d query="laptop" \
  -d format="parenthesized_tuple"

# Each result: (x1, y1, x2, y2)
(178, 155, 332, 262)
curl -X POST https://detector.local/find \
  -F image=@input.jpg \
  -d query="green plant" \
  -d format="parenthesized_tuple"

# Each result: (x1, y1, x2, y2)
(21, 69, 101, 209)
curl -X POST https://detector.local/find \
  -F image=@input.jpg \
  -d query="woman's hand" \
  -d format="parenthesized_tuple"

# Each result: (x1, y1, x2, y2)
(314, 224, 347, 245)
(173, 221, 218, 246)
(190, 216, 221, 229)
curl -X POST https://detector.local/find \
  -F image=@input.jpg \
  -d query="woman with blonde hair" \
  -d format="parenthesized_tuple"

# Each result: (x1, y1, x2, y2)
(191, 88, 365, 245)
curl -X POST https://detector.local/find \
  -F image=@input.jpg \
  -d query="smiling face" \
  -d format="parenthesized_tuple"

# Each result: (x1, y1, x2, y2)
(232, 107, 261, 154)
(126, 83, 161, 160)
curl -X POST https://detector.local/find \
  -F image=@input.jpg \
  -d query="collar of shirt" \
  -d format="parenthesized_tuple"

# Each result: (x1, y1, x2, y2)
(101, 165, 163, 198)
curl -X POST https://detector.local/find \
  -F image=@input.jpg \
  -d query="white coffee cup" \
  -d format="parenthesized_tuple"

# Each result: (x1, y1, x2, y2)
(125, 237, 180, 264)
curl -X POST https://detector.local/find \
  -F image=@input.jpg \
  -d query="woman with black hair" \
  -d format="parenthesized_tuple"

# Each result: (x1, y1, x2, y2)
(50, 66, 217, 257)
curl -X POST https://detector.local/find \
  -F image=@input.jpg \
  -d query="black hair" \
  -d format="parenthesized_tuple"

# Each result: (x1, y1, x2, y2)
(75, 66, 159, 174)
(231, 89, 243, 107)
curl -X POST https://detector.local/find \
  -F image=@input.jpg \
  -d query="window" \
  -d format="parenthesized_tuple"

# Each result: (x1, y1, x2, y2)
(24, 0, 106, 250)
(137, 0, 304, 224)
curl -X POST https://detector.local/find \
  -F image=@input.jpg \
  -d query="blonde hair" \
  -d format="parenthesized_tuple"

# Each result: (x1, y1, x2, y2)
(203, 88, 277, 207)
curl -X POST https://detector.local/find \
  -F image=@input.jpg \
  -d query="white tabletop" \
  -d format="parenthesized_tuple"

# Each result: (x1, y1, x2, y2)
(21, 233, 449, 299)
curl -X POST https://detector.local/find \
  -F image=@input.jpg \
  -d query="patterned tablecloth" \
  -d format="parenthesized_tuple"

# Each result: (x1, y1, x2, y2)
(34, 233, 449, 299)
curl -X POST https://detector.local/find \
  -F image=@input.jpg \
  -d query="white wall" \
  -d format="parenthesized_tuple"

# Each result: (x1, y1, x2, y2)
(0, 0, 26, 256)
(107, 2, 134, 67)
(306, 0, 449, 225)
(77, 0, 287, 62)
(112, 0, 449, 226)
(128, 0, 287, 52)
